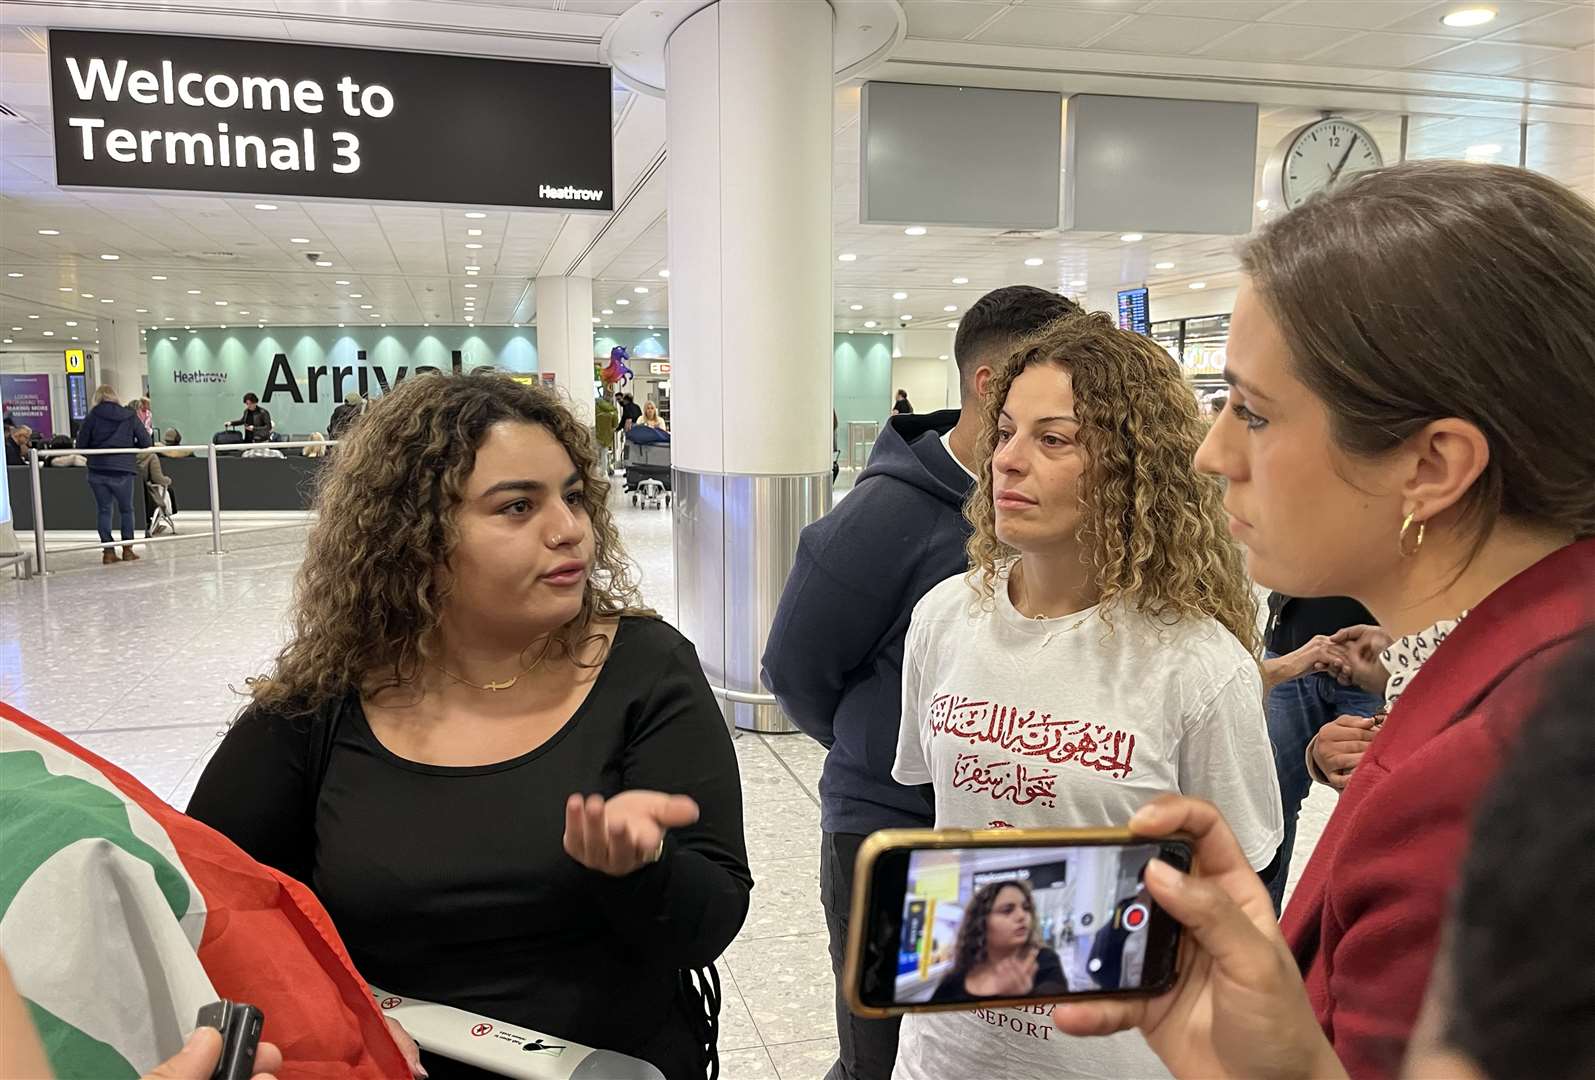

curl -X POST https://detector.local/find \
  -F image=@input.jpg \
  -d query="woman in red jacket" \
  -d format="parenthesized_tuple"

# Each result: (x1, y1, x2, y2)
(1051, 160, 1595, 1078)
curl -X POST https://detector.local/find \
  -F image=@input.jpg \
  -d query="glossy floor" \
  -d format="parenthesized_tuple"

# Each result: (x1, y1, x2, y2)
(0, 490, 1333, 1079)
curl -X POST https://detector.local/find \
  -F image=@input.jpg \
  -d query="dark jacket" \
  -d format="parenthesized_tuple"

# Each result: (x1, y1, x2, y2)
(1283, 539, 1595, 1078)
(762, 409, 975, 834)
(5, 436, 24, 467)
(75, 402, 150, 474)
(233, 406, 273, 442)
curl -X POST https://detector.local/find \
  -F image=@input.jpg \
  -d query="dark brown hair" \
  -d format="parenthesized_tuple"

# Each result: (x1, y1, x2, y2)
(949, 879, 1042, 979)
(1241, 160, 1595, 544)
(249, 371, 640, 714)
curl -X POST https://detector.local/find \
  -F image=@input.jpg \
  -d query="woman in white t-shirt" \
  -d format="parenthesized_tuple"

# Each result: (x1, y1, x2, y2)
(893, 311, 1282, 1080)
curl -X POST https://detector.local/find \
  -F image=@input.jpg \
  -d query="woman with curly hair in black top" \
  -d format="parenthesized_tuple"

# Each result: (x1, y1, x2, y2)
(189, 371, 750, 1080)
(930, 879, 1067, 1004)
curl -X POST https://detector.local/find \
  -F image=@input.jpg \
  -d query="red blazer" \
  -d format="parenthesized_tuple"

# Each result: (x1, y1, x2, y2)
(1281, 538, 1595, 1079)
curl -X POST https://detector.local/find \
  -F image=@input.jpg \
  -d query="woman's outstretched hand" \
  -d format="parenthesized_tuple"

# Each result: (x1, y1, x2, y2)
(563, 791, 700, 876)
(1050, 795, 1347, 1080)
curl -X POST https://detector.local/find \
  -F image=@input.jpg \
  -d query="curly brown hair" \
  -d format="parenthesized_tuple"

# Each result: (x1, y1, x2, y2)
(964, 311, 1260, 655)
(949, 879, 1042, 978)
(248, 371, 642, 714)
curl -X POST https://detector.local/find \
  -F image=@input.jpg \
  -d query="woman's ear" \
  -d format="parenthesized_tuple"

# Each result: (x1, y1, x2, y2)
(1402, 418, 1491, 525)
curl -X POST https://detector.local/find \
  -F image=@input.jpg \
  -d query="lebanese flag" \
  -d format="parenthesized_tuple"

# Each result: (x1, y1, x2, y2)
(0, 702, 409, 1079)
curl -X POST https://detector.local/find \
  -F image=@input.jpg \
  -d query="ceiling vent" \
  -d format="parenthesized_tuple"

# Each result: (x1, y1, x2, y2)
(994, 229, 1058, 242)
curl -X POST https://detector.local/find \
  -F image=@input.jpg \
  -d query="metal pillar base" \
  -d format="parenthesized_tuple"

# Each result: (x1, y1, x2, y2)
(673, 468, 829, 733)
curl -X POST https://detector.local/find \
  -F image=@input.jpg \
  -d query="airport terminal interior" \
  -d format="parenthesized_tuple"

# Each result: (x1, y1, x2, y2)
(1, 1, 1592, 1079)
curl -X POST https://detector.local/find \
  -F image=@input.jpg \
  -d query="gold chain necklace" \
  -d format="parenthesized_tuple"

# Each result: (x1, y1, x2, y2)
(1016, 563, 1096, 634)
(432, 642, 552, 692)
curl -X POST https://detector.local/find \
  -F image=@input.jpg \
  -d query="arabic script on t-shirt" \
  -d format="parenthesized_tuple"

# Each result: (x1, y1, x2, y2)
(929, 693, 1137, 808)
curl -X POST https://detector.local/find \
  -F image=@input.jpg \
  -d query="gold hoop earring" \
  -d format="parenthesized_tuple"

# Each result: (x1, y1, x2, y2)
(1399, 512, 1426, 558)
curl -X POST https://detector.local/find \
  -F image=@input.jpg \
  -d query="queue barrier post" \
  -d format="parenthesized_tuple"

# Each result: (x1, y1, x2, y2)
(207, 442, 226, 556)
(19, 438, 337, 567)
(29, 448, 48, 576)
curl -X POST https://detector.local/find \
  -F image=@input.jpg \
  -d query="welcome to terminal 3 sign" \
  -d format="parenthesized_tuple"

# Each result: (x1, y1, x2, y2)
(48, 29, 613, 211)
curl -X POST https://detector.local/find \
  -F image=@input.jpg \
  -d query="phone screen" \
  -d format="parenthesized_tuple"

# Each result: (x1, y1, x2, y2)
(855, 838, 1188, 1010)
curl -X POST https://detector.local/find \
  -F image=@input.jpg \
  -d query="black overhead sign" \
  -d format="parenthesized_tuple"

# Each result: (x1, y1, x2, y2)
(48, 29, 613, 211)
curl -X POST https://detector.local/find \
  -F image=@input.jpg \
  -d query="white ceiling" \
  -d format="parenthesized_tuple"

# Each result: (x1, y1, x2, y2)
(1, 0, 1591, 353)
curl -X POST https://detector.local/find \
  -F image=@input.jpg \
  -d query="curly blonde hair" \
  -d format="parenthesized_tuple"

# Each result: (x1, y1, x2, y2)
(965, 311, 1259, 655)
(249, 371, 642, 714)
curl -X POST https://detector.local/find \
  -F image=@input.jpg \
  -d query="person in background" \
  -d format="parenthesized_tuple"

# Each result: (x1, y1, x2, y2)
(1051, 634, 1595, 1080)
(620, 391, 643, 432)
(328, 389, 364, 440)
(893, 389, 914, 415)
(1258, 594, 1383, 911)
(5, 423, 29, 466)
(76, 384, 151, 565)
(127, 398, 175, 528)
(832, 411, 840, 484)
(1065, 161, 1595, 1076)
(595, 388, 619, 475)
(763, 284, 1078, 1080)
(639, 400, 668, 432)
(229, 393, 273, 443)
(303, 432, 328, 458)
(928, 880, 1066, 1004)
(127, 397, 155, 438)
(159, 428, 193, 458)
(892, 312, 1280, 1080)
(188, 372, 750, 1080)
(45, 434, 86, 467)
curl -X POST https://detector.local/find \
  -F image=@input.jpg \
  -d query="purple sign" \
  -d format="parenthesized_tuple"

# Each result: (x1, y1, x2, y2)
(1, 374, 54, 439)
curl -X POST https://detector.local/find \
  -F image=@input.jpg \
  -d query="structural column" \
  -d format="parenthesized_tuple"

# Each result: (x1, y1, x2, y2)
(534, 275, 596, 429)
(96, 317, 144, 400)
(666, 0, 834, 731)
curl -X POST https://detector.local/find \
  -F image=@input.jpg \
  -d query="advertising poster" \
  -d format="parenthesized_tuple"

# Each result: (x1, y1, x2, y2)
(0, 381, 10, 528)
(1, 374, 54, 439)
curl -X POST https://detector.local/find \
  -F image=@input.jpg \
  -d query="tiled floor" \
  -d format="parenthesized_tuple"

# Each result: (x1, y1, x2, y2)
(0, 488, 1334, 1079)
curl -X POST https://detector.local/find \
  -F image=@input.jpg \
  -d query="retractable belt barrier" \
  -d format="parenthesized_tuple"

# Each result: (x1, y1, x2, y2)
(22, 438, 336, 573)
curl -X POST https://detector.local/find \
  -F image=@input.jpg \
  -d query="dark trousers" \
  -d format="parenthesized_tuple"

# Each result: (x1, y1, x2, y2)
(1262, 651, 1383, 912)
(821, 831, 900, 1080)
(87, 471, 135, 544)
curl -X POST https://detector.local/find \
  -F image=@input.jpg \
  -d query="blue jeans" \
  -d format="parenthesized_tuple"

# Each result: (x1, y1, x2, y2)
(87, 471, 136, 544)
(1262, 649, 1383, 912)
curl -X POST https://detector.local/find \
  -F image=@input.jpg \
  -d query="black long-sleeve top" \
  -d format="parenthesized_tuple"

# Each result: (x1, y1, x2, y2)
(188, 616, 752, 1079)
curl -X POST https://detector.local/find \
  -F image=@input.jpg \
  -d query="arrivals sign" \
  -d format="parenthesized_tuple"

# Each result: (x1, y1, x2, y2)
(48, 29, 613, 211)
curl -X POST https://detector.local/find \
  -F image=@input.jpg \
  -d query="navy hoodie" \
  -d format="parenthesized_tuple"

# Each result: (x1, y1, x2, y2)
(75, 401, 150, 474)
(762, 409, 975, 834)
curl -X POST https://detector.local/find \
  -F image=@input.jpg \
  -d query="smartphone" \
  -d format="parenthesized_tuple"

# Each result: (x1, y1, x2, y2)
(195, 1000, 264, 1080)
(843, 827, 1191, 1018)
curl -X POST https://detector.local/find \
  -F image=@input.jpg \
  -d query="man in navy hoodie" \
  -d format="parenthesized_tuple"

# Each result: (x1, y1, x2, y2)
(762, 285, 1079, 1080)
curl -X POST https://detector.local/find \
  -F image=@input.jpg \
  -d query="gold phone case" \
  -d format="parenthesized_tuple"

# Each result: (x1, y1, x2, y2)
(841, 826, 1181, 1019)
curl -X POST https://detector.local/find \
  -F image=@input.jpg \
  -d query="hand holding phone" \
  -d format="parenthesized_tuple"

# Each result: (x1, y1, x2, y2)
(1050, 796, 1346, 1080)
(844, 826, 1192, 1018)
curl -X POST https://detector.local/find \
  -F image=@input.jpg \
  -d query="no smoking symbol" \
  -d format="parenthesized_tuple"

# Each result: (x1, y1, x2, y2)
(379, 997, 401, 1011)
(471, 1024, 493, 1038)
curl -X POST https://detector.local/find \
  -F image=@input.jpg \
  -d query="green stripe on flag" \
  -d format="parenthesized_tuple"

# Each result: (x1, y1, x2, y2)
(0, 750, 190, 920)
(26, 998, 138, 1080)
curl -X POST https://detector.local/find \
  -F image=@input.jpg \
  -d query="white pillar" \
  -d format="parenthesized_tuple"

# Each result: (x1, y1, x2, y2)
(667, 0, 833, 731)
(96, 317, 144, 400)
(534, 275, 596, 428)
